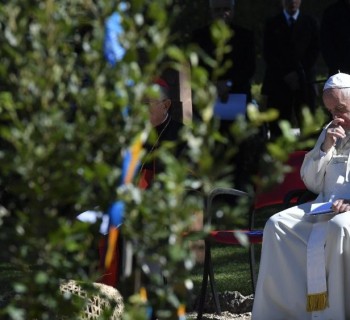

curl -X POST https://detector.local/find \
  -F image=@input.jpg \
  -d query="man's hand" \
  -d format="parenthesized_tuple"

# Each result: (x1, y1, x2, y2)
(321, 118, 346, 152)
(332, 199, 350, 213)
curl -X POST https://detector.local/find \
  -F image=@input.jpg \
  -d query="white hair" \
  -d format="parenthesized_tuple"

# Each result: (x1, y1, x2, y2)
(341, 87, 350, 99)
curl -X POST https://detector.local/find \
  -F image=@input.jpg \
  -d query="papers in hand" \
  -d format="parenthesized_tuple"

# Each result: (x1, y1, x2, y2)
(308, 202, 334, 215)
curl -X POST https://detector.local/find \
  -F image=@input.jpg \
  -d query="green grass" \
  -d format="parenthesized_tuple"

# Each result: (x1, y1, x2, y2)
(190, 245, 260, 297)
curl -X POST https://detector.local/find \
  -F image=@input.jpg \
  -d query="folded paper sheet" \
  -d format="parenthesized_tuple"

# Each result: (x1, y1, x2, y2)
(308, 202, 333, 215)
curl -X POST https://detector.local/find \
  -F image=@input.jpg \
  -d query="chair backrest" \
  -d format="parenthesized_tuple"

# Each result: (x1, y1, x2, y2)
(254, 150, 308, 210)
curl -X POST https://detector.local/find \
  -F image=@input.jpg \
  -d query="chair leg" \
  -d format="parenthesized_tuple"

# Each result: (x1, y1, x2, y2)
(197, 240, 222, 318)
(207, 243, 221, 314)
(249, 243, 257, 293)
(196, 240, 210, 320)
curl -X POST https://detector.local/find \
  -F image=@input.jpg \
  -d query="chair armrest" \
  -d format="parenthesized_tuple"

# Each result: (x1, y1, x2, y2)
(283, 189, 317, 208)
(296, 190, 317, 205)
(205, 187, 250, 225)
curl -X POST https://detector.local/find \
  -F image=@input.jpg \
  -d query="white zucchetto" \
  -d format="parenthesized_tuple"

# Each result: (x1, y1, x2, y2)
(323, 72, 350, 91)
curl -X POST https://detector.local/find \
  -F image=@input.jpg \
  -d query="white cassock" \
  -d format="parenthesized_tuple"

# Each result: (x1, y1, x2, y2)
(252, 123, 350, 320)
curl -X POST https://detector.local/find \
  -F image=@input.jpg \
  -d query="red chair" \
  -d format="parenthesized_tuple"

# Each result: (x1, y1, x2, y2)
(253, 150, 310, 215)
(196, 187, 256, 320)
(196, 150, 314, 319)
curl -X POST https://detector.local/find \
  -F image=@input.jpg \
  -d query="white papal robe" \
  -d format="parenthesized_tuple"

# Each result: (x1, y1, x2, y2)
(252, 124, 350, 320)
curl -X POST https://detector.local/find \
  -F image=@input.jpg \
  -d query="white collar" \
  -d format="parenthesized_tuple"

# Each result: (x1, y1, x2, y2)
(283, 9, 299, 22)
(160, 113, 169, 125)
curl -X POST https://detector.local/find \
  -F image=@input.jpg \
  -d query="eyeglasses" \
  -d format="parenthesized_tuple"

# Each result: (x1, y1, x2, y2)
(141, 99, 166, 107)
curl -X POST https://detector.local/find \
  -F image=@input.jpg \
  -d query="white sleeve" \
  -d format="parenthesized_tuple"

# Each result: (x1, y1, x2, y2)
(300, 126, 334, 194)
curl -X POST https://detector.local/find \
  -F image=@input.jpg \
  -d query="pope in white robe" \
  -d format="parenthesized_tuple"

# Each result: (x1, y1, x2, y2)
(252, 73, 350, 319)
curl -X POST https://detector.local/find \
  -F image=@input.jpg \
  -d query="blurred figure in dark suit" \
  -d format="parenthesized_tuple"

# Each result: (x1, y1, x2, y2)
(191, 0, 259, 191)
(192, 0, 255, 104)
(320, 0, 350, 77)
(261, 0, 320, 138)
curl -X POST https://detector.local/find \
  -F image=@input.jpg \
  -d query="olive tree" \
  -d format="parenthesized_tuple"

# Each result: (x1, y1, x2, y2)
(0, 0, 325, 319)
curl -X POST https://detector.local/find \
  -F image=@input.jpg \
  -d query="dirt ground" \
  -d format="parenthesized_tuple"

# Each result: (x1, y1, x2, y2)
(186, 311, 252, 319)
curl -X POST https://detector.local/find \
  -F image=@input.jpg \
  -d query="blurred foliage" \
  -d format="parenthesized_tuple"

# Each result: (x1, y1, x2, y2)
(0, 0, 327, 319)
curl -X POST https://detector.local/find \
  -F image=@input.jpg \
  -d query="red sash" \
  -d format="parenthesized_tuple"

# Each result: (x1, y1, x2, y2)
(138, 168, 155, 190)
